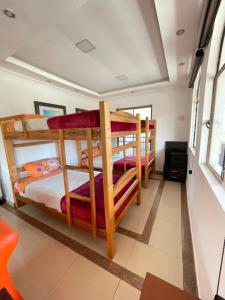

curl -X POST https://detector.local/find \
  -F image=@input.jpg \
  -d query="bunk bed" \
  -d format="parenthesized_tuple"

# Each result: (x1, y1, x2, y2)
(0, 102, 142, 258)
(113, 118, 156, 188)
(79, 118, 156, 185)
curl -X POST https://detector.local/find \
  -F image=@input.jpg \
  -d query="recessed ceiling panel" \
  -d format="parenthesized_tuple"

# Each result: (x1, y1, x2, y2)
(4, 0, 169, 93)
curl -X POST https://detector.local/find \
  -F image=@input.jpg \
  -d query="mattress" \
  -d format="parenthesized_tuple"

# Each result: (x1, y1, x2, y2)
(11, 113, 154, 132)
(113, 155, 155, 175)
(14, 118, 49, 131)
(20, 170, 100, 212)
(61, 172, 137, 228)
(141, 120, 155, 129)
(10, 110, 154, 131)
(20, 170, 137, 228)
(47, 110, 137, 132)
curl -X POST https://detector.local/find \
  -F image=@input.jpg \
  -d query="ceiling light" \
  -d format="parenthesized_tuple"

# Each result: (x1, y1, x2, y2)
(75, 39, 96, 53)
(179, 62, 185, 66)
(176, 29, 185, 36)
(2, 8, 16, 18)
(116, 75, 128, 81)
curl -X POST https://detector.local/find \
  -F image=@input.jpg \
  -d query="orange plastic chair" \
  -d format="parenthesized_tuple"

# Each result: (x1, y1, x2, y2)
(0, 219, 23, 300)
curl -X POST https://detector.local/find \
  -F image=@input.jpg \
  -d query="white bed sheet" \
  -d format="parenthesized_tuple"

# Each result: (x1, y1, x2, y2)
(15, 118, 49, 131)
(21, 170, 100, 212)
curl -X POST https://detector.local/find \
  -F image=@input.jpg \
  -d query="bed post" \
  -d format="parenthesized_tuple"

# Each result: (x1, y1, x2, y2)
(87, 129, 97, 237)
(153, 120, 156, 173)
(0, 126, 22, 207)
(136, 114, 142, 205)
(76, 140, 82, 167)
(59, 129, 71, 226)
(144, 117, 150, 188)
(99, 101, 115, 259)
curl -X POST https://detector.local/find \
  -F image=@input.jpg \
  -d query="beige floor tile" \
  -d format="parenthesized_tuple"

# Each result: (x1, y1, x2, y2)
(113, 280, 141, 300)
(164, 257, 183, 289)
(157, 203, 181, 225)
(149, 218, 182, 259)
(19, 204, 136, 267)
(45, 254, 119, 300)
(119, 180, 159, 234)
(9, 234, 77, 299)
(127, 242, 172, 280)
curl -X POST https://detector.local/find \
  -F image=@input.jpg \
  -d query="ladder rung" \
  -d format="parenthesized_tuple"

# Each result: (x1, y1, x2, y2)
(67, 192, 91, 203)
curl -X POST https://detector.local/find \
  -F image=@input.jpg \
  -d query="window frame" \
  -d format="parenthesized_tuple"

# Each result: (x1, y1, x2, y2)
(206, 26, 225, 182)
(116, 105, 152, 156)
(190, 69, 201, 151)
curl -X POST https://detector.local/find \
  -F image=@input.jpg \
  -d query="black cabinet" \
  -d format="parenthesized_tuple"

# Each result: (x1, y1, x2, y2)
(163, 141, 188, 182)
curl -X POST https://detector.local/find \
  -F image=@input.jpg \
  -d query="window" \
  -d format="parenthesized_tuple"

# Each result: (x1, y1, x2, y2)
(207, 27, 225, 181)
(190, 69, 201, 150)
(117, 105, 152, 156)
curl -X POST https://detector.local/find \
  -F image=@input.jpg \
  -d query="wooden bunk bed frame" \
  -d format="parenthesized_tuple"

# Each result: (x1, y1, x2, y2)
(0, 101, 141, 258)
(114, 117, 156, 188)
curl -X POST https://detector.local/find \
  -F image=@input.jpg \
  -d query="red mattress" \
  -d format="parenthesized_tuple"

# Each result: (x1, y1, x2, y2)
(48, 110, 136, 132)
(60, 173, 137, 228)
(141, 120, 155, 129)
(113, 155, 155, 175)
(47, 110, 155, 132)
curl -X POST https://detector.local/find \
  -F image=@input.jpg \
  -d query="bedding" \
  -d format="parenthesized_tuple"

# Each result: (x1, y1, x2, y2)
(14, 169, 62, 193)
(113, 154, 155, 175)
(14, 118, 49, 131)
(23, 157, 61, 178)
(18, 170, 100, 211)
(6, 111, 154, 133)
(17, 170, 137, 228)
(141, 120, 155, 129)
(4, 114, 45, 132)
(60, 173, 137, 228)
(47, 110, 137, 132)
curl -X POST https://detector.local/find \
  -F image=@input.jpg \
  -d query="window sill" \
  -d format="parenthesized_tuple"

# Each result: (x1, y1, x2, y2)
(200, 164, 225, 212)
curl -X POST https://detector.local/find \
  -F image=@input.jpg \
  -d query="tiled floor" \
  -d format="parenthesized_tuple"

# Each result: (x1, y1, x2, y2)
(0, 179, 185, 300)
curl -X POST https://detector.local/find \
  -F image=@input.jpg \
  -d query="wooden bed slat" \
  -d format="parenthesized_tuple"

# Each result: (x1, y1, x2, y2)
(65, 165, 89, 173)
(110, 111, 138, 124)
(68, 192, 91, 202)
(114, 179, 138, 214)
(13, 141, 56, 148)
(112, 142, 136, 155)
(113, 167, 137, 197)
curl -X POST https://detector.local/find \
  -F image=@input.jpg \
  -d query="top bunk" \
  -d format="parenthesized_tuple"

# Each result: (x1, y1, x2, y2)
(0, 104, 141, 141)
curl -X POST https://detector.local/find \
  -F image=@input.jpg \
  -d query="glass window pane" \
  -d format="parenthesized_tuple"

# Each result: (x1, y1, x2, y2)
(189, 69, 201, 149)
(219, 33, 225, 70)
(209, 68, 225, 175)
(133, 107, 151, 120)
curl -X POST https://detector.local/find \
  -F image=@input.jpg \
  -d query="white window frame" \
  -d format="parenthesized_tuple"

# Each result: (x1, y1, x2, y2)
(189, 69, 201, 152)
(117, 105, 152, 156)
(207, 26, 225, 183)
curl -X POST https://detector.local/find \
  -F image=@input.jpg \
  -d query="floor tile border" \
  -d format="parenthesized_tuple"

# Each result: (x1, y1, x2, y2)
(3, 204, 144, 291)
(181, 183, 198, 296)
(118, 180, 165, 244)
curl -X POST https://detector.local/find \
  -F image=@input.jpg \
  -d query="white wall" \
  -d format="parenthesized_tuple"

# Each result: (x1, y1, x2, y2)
(186, 6, 225, 298)
(0, 69, 98, 204)
(107, 87, 192, 171)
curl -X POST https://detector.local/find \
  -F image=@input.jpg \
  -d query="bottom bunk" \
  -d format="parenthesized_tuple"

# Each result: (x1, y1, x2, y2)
(14, 170, 138, 235)
(113, 154, 155, 187)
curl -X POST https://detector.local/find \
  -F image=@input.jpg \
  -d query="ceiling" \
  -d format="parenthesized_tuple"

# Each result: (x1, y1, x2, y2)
(0, 0, 206, 97)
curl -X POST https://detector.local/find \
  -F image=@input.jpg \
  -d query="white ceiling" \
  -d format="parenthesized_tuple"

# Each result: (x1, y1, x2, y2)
(0, 0, 206, 97)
